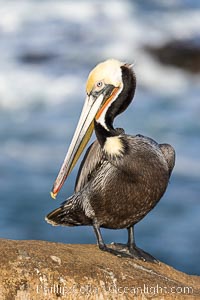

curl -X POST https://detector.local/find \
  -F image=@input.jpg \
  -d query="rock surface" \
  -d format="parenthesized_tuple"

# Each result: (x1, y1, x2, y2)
(19, 52, 57, 64)
(0, 239, 199, 300)
(145, 38, 200, 73)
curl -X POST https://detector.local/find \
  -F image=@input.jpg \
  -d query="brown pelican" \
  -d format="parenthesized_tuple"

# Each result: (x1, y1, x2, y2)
(46, 59, 175, 262)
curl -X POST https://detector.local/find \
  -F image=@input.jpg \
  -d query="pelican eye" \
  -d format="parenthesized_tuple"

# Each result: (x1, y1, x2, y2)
(97, 81, 103, 87)
(95, 80, 105, 91)
(91, 80, 106, 99)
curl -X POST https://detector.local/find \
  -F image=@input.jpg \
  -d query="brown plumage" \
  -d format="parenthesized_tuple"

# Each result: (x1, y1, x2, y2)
(46, 59, 175, 262)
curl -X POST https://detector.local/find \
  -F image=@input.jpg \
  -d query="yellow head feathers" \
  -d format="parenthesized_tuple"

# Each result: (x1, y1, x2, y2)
(86, 59, 124, 95)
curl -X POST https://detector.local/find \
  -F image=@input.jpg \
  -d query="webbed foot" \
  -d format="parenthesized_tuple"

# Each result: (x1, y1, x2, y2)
(99, 243, 131, 258)
(110, 242, 158, 263)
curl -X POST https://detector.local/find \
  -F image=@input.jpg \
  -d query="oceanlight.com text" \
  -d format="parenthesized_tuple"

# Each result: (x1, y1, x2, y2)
(36, 283, 193, 296)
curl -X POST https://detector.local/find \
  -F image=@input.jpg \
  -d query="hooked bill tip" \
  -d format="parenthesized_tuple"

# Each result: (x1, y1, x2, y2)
(50, 191, 57, 200)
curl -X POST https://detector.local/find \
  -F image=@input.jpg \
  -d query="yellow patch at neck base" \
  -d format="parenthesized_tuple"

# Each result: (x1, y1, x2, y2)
(104, 136, 124, 157)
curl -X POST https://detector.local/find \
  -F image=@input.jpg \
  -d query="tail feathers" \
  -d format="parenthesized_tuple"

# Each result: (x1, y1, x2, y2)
(45, 197, 91, 227)
(46, 206, 83, 227)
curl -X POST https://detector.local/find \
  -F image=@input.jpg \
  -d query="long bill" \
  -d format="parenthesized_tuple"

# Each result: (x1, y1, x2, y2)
(51, 93, 105, 199)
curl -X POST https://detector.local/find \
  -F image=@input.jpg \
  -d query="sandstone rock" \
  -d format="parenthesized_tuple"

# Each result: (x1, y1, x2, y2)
(0, 239, 199, 299)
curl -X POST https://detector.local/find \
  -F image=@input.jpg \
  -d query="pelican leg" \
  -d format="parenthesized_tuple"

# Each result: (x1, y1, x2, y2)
(127, 226, 158, 263)
(92, 221, 131, 258)
(111, 226, 158, 262)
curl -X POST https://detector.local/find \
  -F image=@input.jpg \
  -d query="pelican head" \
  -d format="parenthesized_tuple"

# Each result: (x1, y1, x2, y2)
(51, 59, 136, 199)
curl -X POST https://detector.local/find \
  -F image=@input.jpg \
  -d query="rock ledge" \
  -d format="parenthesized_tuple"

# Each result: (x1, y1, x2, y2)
(0, 239, 199, 300)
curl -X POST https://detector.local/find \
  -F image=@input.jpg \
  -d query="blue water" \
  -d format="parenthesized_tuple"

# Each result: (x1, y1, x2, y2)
(0, 0, 200, 275)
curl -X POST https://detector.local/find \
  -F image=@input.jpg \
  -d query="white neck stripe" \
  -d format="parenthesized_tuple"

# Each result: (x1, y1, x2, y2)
(96, 83, 123, 131)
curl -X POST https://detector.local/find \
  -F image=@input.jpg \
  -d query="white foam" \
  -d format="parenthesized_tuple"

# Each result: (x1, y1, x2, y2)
(0, 0, 199, 110)
(0, 66, 84, 109)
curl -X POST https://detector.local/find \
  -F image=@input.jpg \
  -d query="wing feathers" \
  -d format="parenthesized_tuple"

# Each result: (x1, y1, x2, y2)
(74, 140, 103, 193)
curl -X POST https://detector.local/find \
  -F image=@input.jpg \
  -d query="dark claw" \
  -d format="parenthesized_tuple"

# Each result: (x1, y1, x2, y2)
(129, 246, 158, 263)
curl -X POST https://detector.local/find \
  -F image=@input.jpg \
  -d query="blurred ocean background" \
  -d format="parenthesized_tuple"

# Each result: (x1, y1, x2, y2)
(0, 0, 200, 275)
